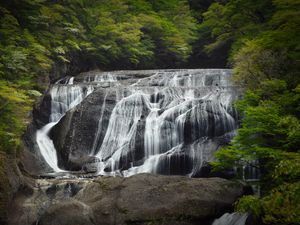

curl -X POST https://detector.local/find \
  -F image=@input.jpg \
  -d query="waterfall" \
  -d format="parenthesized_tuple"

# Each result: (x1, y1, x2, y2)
(91, 91, 108, 155)
(36, 83, 93, 172)
(83, 72, 119, 85)
(90, 69, 238, 176)
(36, 122, 63, 172)
(95, 92, 150, 174)
(144, 107, 160, 158)
(34, 69, 239, 176)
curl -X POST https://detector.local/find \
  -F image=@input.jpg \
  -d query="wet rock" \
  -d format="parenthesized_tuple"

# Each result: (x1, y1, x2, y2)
(118, 115, 148, 170)
(32, 92, 52, 129)
(68, 155, 100, 171)
(50, 89, 117, 170)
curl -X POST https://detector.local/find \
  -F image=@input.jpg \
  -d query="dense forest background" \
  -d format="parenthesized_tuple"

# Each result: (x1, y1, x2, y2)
(0, 0, 299, 224)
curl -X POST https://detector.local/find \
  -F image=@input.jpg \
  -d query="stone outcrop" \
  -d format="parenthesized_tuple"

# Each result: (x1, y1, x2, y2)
(0, 151, 31, 225)
(9, 174, 244, 225)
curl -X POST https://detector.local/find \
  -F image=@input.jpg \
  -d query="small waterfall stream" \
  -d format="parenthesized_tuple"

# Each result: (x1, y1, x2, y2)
(36, 82, 93, 172)
(36, 122, 62, 172)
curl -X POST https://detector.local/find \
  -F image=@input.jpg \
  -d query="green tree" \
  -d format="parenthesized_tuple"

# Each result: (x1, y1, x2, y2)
(202, 0, 300, 224)
(0, 0, 198, 152)
(214, 80, 300, 224)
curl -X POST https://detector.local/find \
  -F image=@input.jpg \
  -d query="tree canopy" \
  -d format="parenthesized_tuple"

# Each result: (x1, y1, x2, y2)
(0, 0, 198, 153)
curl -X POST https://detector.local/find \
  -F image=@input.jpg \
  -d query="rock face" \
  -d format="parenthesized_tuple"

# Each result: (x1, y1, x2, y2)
(23, 69, 241, 177)
(0, 151, 30, 225)
(50, 88, 118, 170)
(9, 174, 244, 225)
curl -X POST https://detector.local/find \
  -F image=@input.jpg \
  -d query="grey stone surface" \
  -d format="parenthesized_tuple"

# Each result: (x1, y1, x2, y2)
(9, 174, 244, 225)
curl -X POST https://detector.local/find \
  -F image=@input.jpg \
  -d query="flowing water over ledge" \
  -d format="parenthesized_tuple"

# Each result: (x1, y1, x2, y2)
(212, 212, 248, 225)
(31, 69, 241, 177)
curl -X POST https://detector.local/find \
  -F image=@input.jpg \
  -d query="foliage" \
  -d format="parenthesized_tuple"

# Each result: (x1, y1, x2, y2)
(198, 0, 274, 55)
(236, 180, 300, 224)
(213, 81, 300, 225)
(0, 0, 198, 153)
(232, 43, 290, 89)
(214, 80, 300, 169)
(0, 81, 34, 152)
(203, 0, 300, 224)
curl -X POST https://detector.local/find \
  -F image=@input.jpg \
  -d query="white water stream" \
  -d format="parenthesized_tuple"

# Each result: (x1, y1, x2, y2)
(36, 83, 93, 172)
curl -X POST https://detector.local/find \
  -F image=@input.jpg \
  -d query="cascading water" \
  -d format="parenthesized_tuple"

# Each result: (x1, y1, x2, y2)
(91, 91, 108, 155)
(99, 70, 237, 176)
(34, 69, 240, 176)
(36, 82, 93, 172)
(36, 122, 62, 172)
(212, 213, 248, 225)
(96, 92, 150, 173)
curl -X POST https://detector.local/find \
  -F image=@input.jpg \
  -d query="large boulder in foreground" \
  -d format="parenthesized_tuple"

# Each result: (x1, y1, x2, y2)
(9, 174, 244, 225)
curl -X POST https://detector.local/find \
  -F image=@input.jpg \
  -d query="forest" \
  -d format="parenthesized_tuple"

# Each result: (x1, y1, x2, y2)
(0, 0, 299, 224)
